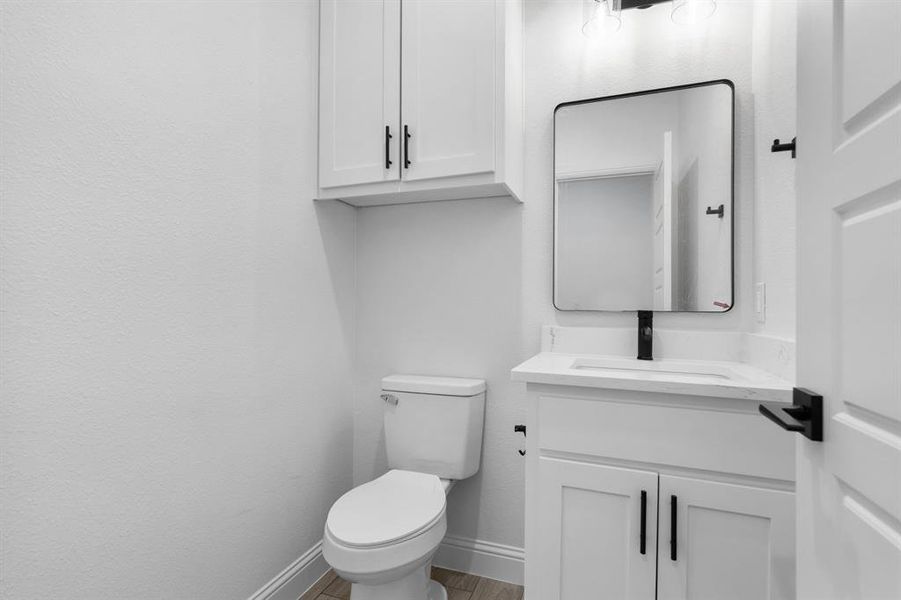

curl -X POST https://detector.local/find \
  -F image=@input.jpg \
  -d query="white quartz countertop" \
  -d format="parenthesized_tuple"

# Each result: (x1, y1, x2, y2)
(511, 352, 793, 402)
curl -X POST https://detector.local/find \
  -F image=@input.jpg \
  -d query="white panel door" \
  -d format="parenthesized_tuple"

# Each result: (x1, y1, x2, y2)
(538, 458, 657, 600)
(657, 475, 795, 600)
(401, 0, 496, 181)
(795, 1, 901, 598)
(319, 0, 400, 188)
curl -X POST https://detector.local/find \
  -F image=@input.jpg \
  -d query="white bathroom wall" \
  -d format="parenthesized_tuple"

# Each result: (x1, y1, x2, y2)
(354, 199, 524, 560)
(0, 2, 797, 594)
(0, 3, 354, 599)
(751, 0, 797, 339)
(354, 0, 794, 569)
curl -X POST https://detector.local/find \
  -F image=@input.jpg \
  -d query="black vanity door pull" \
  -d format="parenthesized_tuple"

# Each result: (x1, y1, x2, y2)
(670, 495, 678, 561)
(385, 126, 392, 169)
(639, 490, 647, 555)
(404, 125, 411, 168)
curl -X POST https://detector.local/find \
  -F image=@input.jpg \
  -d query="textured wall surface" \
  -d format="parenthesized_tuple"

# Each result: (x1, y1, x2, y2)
(1, 1, 798, 595)
(354, 198, 524, 550)
(0, 2, 355, 598)
(751, 0, 797, 339)
(353, 0, 796, 554)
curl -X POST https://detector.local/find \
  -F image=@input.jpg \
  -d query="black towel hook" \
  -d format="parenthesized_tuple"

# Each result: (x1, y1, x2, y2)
(706, 204, 725, 218)
(771, 137, 797, 159)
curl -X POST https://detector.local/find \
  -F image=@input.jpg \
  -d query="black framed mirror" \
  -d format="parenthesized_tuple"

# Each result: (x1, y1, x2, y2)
(553, 80, 734, 312)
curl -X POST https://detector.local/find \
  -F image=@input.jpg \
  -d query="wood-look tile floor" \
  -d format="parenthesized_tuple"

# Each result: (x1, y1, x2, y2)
(300, 566, 523, 600)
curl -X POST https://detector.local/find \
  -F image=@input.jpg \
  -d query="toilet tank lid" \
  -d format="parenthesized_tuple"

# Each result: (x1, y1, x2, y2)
(382, 374, 486, 396)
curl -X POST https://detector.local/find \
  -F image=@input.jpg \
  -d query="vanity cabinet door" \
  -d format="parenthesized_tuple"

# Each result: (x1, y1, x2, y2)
(319, 0, 401, 188)
(400, 0, 496, 182)
(657, 475, 795, 600)
(537, 458, 657, 600)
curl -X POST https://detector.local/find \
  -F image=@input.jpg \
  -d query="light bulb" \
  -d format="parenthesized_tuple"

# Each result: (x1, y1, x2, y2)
(582, 0, 622, 39)
(671, 0, 716, 25)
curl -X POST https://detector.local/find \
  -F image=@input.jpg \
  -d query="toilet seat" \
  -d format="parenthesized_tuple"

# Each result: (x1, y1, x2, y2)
(326, 469, 446, 549)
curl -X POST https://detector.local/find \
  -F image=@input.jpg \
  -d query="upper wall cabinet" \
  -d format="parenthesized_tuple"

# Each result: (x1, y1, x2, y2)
(319, 0, 401, 189)
(318, 0, 523, 207)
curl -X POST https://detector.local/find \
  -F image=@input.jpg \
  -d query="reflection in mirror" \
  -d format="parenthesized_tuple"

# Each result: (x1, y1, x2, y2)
(554, 81, 733, 312)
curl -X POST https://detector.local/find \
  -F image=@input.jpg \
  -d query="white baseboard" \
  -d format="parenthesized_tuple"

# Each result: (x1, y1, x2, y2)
(248, 541, 329, 600)
(248, 534, 524, 599)
(433, 535, 524, 586)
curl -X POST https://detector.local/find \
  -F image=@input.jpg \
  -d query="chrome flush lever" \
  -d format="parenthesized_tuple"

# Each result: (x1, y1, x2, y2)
(380, 393, 399, 406)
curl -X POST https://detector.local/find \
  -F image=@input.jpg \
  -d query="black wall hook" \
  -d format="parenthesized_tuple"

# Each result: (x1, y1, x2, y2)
(771, 137, 796, 158)
(706, 204, 725, 218)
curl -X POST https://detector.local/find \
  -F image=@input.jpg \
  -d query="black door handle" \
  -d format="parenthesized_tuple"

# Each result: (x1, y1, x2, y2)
(670, 495, 677, 561)
(404, 124, 411, 169)
(639, 490, 647, 555)
(385, 125, 393, 169)
(759, 387, 823, 441)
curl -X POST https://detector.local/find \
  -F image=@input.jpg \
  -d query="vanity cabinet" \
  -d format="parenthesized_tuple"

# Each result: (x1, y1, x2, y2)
(317, 0, 523, 206)
(318, 0, 400, 189)
(656, 475, 794, 600)
(537, 459, 658, 600)
(516, 371, 796, 600)
(537, 457, 793, 600)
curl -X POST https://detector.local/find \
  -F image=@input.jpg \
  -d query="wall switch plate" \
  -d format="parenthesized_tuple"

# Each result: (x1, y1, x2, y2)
(755, 282, 767, 323)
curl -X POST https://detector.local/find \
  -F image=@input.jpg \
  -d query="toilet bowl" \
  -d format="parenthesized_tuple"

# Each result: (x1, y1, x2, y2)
(322, 374, 485, 600)
(322, 470, 452, 600)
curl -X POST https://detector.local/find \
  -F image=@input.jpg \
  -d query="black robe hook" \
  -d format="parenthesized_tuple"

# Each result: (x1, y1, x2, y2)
(771, 137, 796, 159)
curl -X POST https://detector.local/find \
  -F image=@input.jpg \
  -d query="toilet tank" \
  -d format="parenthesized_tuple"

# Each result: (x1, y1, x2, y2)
(382, 374, 486, 480)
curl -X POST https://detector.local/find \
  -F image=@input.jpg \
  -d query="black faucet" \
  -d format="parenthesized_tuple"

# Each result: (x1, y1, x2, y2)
(637, 311, 653, 361)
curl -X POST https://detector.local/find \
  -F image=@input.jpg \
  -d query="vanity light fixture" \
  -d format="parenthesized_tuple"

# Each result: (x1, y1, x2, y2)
(581, 0, 716, 38)
(582, 0, 622, 39)
(670, 0, 717, 25)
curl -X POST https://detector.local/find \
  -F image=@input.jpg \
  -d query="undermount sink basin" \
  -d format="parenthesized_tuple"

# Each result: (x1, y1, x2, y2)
(569, 357, 734, 381)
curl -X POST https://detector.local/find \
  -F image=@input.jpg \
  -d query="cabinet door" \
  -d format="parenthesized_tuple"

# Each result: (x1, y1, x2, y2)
(401, 0, 495, 181)
(658, 475, 795, 600)
(319, 0, 400, 188)
(538, 458, 657, 600)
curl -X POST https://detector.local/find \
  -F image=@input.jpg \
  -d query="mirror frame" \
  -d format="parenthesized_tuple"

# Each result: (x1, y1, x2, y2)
(552, 79, 735, 313)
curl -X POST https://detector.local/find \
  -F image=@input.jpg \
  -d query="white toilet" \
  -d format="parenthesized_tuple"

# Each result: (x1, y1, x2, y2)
(322, 374, 486, 600)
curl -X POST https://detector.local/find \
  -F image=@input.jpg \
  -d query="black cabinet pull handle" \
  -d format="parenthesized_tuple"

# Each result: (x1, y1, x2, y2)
(385, 126, 392, 169)
(639, 490, 647, 555)
(670, 495, 677, 561)
(404, 124, 411, 169)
